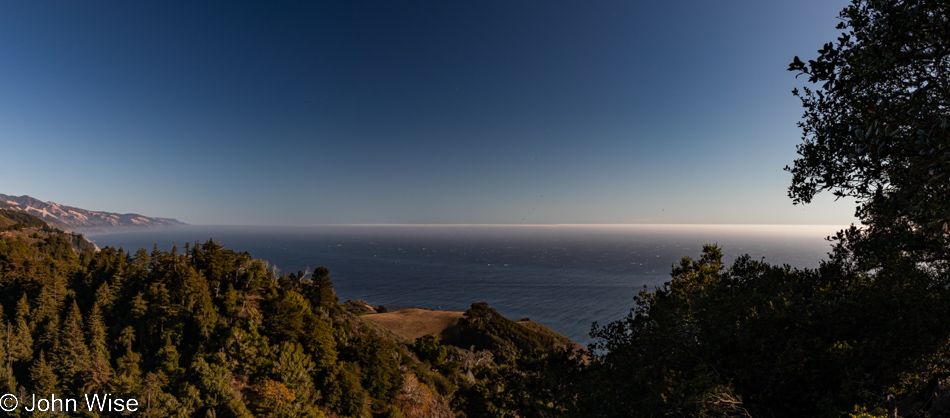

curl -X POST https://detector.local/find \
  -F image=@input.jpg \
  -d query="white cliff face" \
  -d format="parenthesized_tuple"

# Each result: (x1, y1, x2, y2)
(0, 193, 184, 229)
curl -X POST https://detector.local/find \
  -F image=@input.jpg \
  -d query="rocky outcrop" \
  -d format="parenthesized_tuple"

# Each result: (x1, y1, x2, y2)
(342, 299, 378, 315)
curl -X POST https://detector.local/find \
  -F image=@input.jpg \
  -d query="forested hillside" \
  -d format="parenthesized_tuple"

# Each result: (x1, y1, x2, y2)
(0, 209, 590, 417)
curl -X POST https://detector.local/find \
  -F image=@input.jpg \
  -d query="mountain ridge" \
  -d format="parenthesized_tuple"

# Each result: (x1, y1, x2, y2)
(0, 192, 185, 231)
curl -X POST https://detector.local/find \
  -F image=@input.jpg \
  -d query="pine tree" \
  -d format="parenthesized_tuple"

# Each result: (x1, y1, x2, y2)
(33, 286, 61, 355)
(84, 351, 112, 393)
(93, 281, 116, 315)
(156, 335, 182, 378)
(86, 304, 109, 361)
(9, 295, 33, 365)
(114, 350, 143, 397)
(310, 266, 339, 311)
(30, 350, 58, 394)
(55, 300, 90, 391)
(0, 307, 13, 395)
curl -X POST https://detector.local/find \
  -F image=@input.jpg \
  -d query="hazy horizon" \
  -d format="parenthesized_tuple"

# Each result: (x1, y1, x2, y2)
(81, 222, 857, 234)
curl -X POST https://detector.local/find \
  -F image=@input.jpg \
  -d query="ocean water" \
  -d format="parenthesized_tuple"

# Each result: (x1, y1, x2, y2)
(86, 224, 846, 346)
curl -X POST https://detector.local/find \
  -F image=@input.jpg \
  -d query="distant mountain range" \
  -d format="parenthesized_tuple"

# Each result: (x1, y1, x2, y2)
(0, 193, 185, 231)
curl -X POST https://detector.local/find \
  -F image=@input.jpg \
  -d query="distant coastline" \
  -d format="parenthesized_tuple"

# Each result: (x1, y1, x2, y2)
(0, 192, 185, 233)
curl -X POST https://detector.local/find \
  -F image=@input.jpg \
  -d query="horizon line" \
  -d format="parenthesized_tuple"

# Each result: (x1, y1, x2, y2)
(178, 222, 859, 228)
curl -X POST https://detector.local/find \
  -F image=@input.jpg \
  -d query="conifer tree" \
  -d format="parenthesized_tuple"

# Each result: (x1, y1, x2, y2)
(30, 350, 57, 395)
(85, 351, 112, 393)
(55, 300, 90, 391)
(141, 372, 172, 418)
(9, 295, 32, 365)
(156, 335, 182, 379)
(271, 341, 322, 417)
(134, 248, 150, 271)
(33, 286, 61, 355)
(94, 280, 116, 312)
(0, 308, 13, 395)
(86, 304, 109, 361)
(114, 349, 143, 397)
(311, 266, 339, 310)
(305, 314, 338, 377)
(180, 268, 218, 340)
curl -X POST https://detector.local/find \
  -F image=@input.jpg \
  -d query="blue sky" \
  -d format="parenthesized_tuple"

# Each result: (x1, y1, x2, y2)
(0, 1, 856, 225)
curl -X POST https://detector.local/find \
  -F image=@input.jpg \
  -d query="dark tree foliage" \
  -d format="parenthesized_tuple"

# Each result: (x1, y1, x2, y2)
(306, 266, 341, 314)
(787, 0, 950, 266)
(589, 245, 950, 416)
(414, 334, 448, 365)
(498, 348, 586, 418)
(342, 333, 403, 403)
(451, 302, 567, 359)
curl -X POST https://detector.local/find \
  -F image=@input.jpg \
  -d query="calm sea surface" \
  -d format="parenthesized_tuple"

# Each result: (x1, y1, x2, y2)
(86, 224, 846, 346)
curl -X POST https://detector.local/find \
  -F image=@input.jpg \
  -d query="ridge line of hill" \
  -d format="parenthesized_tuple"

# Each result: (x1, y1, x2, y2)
(0, 192, 185, 232)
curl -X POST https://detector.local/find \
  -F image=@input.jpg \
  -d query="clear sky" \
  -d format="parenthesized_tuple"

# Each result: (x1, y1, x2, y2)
(0, 1, 857, 226)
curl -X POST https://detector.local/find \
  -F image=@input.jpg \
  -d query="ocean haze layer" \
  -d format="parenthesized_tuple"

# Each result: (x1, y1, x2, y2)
(87, 224, 846, 346)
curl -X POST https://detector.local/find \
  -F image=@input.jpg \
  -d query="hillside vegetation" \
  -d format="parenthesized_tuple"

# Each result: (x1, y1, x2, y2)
(0, 211, 587, 417)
